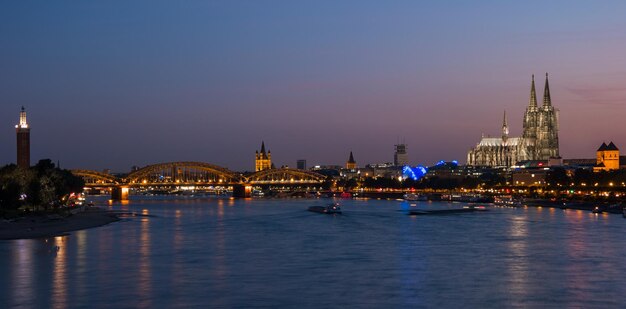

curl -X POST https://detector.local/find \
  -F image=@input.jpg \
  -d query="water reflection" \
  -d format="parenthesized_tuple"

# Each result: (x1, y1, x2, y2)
(2, 199, 626, 308)
(52, 236, 67, 309)
(506, 216, 529, 301)
(75, 230, 88, 301)
(138, 209, 152, 308)
(11, 239, 35, 308)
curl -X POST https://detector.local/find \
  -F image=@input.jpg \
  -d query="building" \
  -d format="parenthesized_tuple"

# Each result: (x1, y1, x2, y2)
(394, 143, 408, 166)
(15, 106, 30, 168)
(594, 142, 620, 171)
(297, 159, 306, 170)
(255, 141, 272, 171)
(346, 151, 357, 169)
(467, 74, 559, 167)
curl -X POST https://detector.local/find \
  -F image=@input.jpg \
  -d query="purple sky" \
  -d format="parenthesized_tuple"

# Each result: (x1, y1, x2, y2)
(2, 1, 626, 172)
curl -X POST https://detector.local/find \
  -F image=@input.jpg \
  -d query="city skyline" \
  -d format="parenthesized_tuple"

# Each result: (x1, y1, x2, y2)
(2, 1, 626, 171)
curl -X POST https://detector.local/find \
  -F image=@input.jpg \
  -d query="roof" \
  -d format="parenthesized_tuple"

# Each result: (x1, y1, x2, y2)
(607, 141, 619, 151)
(477, 137, 521, 147)
(563, 159, 596, 167)
(598, 142, 608, 151)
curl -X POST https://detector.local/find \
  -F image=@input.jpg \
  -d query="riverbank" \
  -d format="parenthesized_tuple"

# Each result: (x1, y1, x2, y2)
(0, 207, 120, 240)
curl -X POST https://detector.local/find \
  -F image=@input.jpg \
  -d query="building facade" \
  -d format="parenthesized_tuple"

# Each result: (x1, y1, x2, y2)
(594, 142, 619, 171)
(15, 107, 30, 168)
(255, 141, 271, 171)
(394, 143, 408, 166)
(467, 74, 559, 167)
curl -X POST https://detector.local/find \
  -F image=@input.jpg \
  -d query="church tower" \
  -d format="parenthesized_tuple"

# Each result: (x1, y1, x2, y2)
(595, 142, 619, 171)
(501, 110, 509, 141)
(536, 73, 559, 159)
(346, 151, 357, 169)
(522, 74, 539, 142)
(15, 106, 30, 168)
(255, 141, 272, 171)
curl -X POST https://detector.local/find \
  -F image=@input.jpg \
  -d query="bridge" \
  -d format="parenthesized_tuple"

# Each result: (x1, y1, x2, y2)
(71, 161, 327, 199)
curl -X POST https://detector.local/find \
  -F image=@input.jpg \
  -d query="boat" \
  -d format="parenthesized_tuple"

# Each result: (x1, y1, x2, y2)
(308, 203, 342, 214)
(493, 195, 523, 207)
(340, 192, 352, 198)
(592, 206, 602, 214)
(403, 193, 427, 201)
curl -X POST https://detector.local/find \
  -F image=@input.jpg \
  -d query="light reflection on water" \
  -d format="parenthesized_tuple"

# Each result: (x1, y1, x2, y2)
(52, 236, 67, 309)
(2, 197, 626, 308)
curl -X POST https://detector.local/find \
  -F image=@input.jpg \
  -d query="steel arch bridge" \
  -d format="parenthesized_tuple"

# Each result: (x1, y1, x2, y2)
(70, 169, 121, 185)
(246, 168, 326, 184)
(71, 163, 326, 191)
(126, 161, 243, 185)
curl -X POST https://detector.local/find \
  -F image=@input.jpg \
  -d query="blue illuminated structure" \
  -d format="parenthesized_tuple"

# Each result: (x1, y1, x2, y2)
(402, 165, 428, 181)
(402, 160, 459, 181)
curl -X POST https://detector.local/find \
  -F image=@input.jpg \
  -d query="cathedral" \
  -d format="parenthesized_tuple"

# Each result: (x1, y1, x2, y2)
(467, 74, 559, 167)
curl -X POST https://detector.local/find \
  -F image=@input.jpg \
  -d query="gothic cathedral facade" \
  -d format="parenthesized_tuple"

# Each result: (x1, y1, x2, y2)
(467, 74, 559, 167)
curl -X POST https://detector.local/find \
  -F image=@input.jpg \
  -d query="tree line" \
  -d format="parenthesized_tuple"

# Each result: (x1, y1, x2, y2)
(0, 159, 85, 214)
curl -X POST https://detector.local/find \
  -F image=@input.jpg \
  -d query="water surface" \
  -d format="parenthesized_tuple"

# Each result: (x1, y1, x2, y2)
(1, 197, 625, 308)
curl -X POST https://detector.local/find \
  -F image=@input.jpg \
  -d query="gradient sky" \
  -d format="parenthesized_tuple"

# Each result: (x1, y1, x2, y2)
(2, 1, 626, 172)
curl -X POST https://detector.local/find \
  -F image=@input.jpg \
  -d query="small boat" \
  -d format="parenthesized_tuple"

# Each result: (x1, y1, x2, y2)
(308, 203, 342, 214)
(340, 192, 352, 198)
(403, 193, 427, 201)
(493, 195, 523, 207)
(592, 206, 602, 214)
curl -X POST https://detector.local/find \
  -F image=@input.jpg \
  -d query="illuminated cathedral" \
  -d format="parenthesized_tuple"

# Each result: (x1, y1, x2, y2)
(467, 74, 559, 167)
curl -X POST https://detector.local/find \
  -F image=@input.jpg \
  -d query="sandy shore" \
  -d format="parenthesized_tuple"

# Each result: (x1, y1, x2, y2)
(0, 207, 120, 240)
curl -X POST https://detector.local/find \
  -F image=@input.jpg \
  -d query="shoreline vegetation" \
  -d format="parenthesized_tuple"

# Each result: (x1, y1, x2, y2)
(0, 206, 119, 240)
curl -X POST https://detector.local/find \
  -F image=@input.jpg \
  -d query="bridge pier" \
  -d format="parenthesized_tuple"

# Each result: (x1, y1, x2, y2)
(232, 184, 252, 198)
(111, 186, 129, 201)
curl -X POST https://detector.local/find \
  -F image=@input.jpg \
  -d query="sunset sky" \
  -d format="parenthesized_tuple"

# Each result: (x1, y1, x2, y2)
(2, 1, 626, 172)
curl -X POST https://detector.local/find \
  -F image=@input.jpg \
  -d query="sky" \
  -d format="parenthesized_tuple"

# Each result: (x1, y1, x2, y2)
(2, 1, 626, 172)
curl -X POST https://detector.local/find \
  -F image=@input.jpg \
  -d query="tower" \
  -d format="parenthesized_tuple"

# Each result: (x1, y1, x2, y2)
(255, 141, 272, 171)
(501, 110, 509, 141)
(15, 106, 30, 168)
(536, 73, 559, 159)
(346, 151, 356, 169)
(595, 142, 620, 171)
(522, 74, 539, 141)
(394, 143, 408, 166)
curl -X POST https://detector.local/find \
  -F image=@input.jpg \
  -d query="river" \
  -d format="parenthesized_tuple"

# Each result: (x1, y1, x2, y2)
(1, 197, 626, 308)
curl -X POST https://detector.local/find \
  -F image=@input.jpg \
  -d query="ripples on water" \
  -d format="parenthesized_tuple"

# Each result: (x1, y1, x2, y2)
(2, 197, 626, 308)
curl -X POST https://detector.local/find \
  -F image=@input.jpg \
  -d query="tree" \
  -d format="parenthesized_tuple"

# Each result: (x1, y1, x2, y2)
(546, 167, 569, 188)
(0, 159, 85, 214)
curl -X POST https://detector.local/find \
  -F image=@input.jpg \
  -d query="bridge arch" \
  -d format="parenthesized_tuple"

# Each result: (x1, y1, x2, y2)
(71, 169, 120, 184)
(246, 168, 326, 184)
(126, 161, 242, 184)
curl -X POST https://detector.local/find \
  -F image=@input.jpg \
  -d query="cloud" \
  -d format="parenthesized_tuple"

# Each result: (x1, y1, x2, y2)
(565, 85, 626, 106)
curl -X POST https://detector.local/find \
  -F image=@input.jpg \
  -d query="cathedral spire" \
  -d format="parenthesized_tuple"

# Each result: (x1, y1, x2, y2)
(543, 73, 551, 107)
(502, 110, 509, 138)
(529, 74, 537, 108)
(260, 141, 266, 155)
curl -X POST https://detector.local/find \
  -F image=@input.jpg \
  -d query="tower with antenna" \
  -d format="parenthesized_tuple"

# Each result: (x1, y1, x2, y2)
(15, 106, 30, 168)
